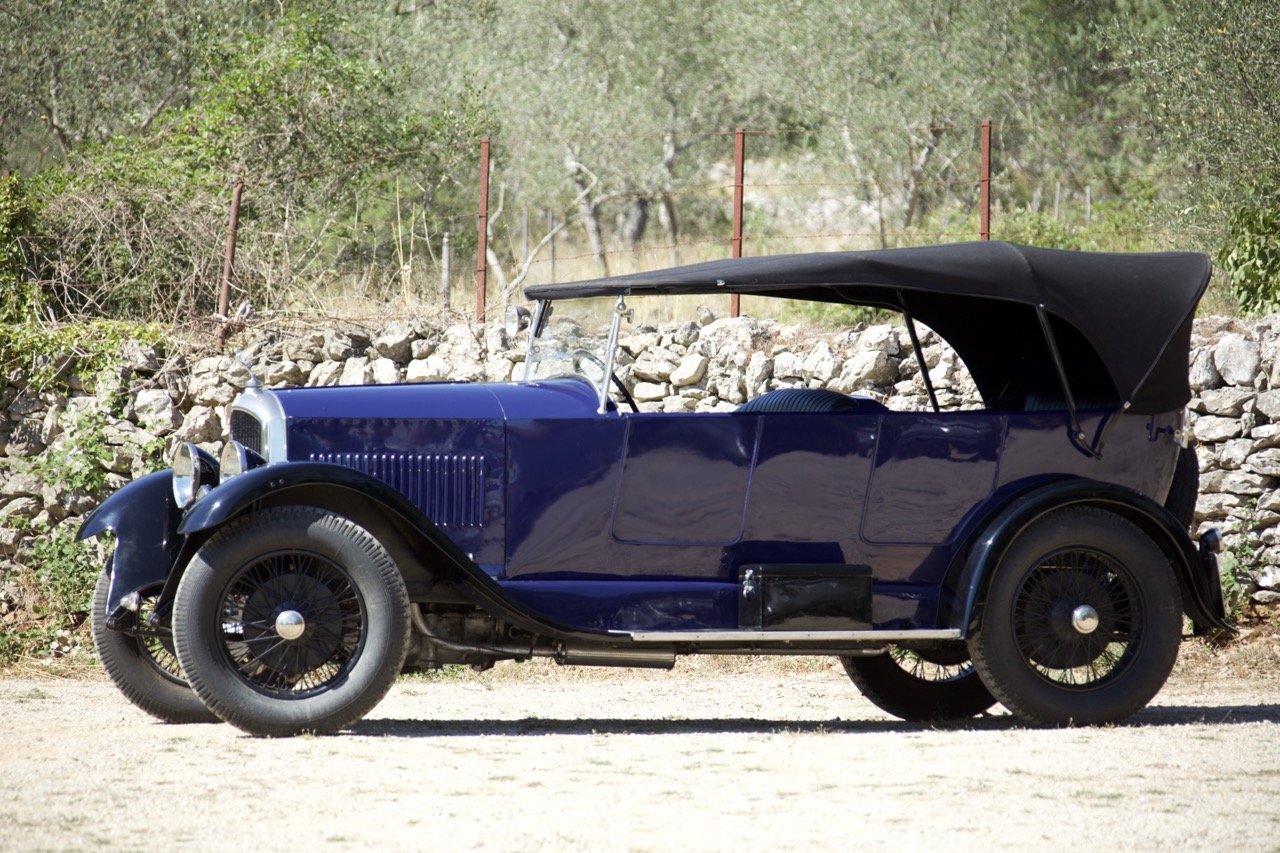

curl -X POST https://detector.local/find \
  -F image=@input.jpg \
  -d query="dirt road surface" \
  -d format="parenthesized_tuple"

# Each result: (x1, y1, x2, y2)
(2, 642, 1279, 853)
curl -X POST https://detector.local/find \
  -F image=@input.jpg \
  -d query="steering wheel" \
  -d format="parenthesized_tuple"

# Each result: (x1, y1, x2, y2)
(573, 350, 638, 412)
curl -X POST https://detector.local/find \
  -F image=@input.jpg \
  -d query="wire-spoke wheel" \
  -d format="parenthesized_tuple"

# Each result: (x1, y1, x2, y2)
(970, 507, 1182, 726)
(842, 643, 996, 722)
(174, 506, 409, 737)
(220, 551, 365, 695)
(92, 564, 219, 724)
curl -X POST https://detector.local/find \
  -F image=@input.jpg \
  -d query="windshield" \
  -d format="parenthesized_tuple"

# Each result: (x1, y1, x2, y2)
(522, 297, 628, 394)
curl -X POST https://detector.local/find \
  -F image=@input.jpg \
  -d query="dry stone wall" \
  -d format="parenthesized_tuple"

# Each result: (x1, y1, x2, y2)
(3, 310, 1280, 613)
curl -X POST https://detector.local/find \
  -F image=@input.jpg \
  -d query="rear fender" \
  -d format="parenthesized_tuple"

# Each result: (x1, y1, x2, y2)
(944, 478, 1233, 638)
(76, 470, 185, 620)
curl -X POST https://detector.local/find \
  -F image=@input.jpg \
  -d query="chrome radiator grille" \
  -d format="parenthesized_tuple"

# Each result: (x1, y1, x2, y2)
(229, 411, 263, 456)
(310, 452, 487, 528)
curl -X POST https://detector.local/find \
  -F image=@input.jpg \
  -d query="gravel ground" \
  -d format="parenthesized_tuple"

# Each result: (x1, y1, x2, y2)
(2, 638, 1279, 853)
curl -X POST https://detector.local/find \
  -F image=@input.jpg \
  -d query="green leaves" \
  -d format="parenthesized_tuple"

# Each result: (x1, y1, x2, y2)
(1219, 194, 1280, 316)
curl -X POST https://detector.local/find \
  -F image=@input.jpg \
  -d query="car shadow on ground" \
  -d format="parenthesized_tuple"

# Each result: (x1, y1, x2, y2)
(345, 703, 1280, 738)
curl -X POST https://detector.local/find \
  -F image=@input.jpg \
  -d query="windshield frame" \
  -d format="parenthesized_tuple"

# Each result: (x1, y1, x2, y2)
(521, 295, 631, 414)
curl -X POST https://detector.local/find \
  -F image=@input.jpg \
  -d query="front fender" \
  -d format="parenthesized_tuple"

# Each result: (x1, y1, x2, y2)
(944, 478, 1233, 638)
(76, 470, 185, 619)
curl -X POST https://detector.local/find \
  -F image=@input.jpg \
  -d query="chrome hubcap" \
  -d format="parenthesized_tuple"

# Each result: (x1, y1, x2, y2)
(275, 609, 306, 641)
(1071, 604, 1100, 635)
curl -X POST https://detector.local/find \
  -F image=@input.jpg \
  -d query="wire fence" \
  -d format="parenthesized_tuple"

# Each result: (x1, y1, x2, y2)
(3, 113, 1261, 336)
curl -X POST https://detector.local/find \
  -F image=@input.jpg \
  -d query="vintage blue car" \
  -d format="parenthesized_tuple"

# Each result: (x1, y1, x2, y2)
(80, 241, 1231, 736)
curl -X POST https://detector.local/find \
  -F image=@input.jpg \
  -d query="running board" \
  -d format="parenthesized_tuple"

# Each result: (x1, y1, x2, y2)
(613, 628, 963, 643)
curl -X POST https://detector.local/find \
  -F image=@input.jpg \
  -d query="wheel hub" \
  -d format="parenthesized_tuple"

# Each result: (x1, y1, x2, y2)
(1071, 604, 1100, 635)
(274, 609, 306, 641)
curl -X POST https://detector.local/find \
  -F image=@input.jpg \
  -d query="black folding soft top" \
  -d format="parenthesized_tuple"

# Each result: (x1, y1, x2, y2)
(525, 241, 1211, 414)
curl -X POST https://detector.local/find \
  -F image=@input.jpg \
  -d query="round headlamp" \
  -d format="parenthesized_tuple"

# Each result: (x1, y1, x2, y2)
(172, 442, 217, 509)
(219, 440, 264, 482)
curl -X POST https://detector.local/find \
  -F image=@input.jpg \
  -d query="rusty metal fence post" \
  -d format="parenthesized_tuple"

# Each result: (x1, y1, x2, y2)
(217, 178, 244, 352)
(979, 120, 992, 241)
(730, 128, 746, 318)
(475, 137, 491, 323)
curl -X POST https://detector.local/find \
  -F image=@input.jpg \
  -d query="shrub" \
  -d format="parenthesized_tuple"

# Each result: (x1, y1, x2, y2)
(0, 174, 41, 323)
(1219, 192, 1280, 316)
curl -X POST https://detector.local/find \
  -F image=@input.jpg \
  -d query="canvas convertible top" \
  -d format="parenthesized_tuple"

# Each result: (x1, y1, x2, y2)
(525, 241, 1211, 414)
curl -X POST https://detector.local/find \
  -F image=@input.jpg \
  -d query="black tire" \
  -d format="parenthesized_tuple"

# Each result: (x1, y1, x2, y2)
(173, 506, 410, 737)
(969, 507, 1182, 726)
(841, 644, 997, 722)
(91, 564, 219, 724)
(1164, 445, 1199, 531)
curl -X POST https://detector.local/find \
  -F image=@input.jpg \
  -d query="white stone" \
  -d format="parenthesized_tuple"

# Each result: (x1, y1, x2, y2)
(834, 350, 897, 392)
(619, 332, 659, 356)
(670, 354, 710, 388)
(405, 355, 451, 383)
(174, 406, 223, 445)
(1219, 438, 1253, 470)
(773, 351, 803, 380)
(1244, 448, 1280, 477)
(671, 321, 700, 347)
(1188, 348, 1221, 392)
(744, 352, 771, 396)
(371, 358, 401, 385)
(801, 343, 840, 383)
(633, 381, 670, 403)
(265, 360, 305, 386)
(632, 348, 680, 382)
(340, 357, 372, 386)
(1194, 493, 1240, 519)
(1214, 334, 1261, 386)
(1256, 564, 1280, 590)
(132, 389, 182, 433)
(371, 320, 418, 363)
(1200, 469, 1271, 496)
(187, 372, 237, 406)
(306, 361, 344, 387)
(485, 326, 509, 354)
(322, 330, 355, 361)
(1193, 416, 1242, 443)
(1199, 387, 1255, 417)
(857, 324, 901, 356)
(411, 338, 437, 359)
(1254, 389, 1280, 420)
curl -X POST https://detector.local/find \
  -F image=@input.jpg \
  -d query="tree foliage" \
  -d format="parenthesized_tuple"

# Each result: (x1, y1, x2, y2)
(2, 0, 1278, 319)
(1119, 0, 1280, 312)
(5, 8, 489, 322)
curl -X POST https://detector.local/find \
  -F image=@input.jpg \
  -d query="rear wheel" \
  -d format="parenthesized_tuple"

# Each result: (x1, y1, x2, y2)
(841, 644, 996, 721)
(91, 565, 218, 724)
(173, 506, 410, 737)
(969, 508, 1182, 726)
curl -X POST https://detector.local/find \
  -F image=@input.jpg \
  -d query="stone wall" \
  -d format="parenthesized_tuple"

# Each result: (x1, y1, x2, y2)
(3, 311, 1280, 613)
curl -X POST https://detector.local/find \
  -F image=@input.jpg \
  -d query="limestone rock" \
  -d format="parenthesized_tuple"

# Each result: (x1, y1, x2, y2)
(1193, 416, 1242, 443)
(1214, 334, 1260, 387)
(371, 321, 418, 363)
(671, 354, 710, 388)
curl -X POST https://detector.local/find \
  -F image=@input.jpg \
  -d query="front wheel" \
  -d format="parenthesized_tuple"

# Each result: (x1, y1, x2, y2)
(173, 506, 410, 737)
(91, 565, 219, 724)
(841, 644, 996, 722)
(969, 507, 1182, 726)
